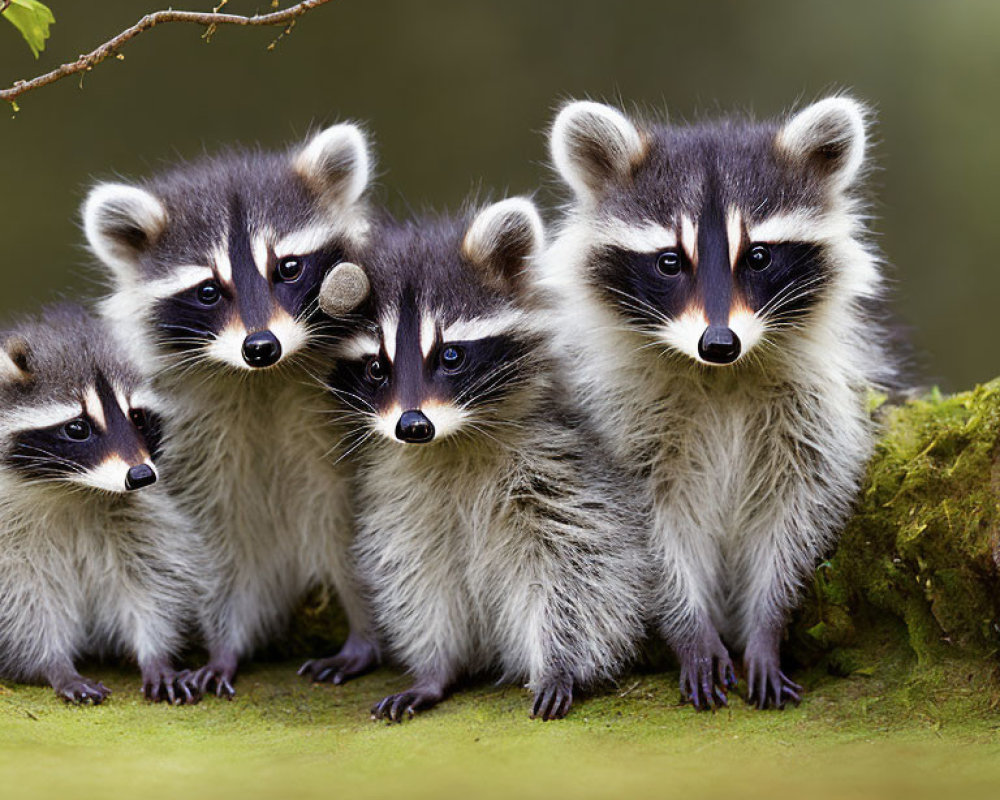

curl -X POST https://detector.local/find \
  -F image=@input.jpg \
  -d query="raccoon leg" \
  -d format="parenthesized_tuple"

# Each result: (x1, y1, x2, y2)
(531, 671, 575, 722)
(371, 671, 452, 723)
(45, 662, 112, 705)
(191, 649, 238, 700)
(298, 630, 379, 685)
(743, 626, 802, 710)
(673, 623, 738, 711)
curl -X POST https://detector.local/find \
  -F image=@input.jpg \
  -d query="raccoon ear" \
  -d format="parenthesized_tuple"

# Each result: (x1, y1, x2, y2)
(550, 101, 645, 202)
(778, 97, 868, 187)
(0, 335, 32, 385)
(463, 198, 544, 292)
(83, 183, 167, 279)
(294, 123, 372, 209)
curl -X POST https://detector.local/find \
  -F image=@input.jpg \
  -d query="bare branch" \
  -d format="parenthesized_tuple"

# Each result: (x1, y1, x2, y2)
(1, 0, 336, 106)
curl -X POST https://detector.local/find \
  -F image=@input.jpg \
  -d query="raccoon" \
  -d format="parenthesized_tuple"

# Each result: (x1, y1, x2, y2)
(327, 198, 646, 721)
(83, 125, 379, 697)
(0, 305, 199, 704)
(543, 97, 890, 709)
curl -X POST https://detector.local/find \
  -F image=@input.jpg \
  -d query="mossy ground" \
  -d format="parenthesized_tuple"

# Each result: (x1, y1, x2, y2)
(3, 654, 1000, 800)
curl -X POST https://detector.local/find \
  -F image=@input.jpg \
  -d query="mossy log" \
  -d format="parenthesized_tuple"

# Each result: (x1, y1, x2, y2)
(283, 381, 1000, 681)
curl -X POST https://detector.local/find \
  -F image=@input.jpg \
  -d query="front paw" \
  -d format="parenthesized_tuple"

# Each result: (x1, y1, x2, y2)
(744, 643, 802, 710)
(142, 665, 200, 706)
(52, 675, 112, 705)
(371, 686, 444, 723)
(531, 677, 574, 721)
(678, 643, 737, 711)
(299, 633, 379, 685)
(192, 655, 238, 700)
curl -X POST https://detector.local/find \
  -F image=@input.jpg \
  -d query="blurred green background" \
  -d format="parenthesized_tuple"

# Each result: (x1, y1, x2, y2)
(1, 0, 998, 390)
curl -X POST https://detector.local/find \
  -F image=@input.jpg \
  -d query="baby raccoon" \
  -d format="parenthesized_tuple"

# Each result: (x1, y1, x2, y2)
(543, 97, 891, 709)
(327, 199, 646, 722)
(84, 125, 379, 697)
(0, 305, 199, 705)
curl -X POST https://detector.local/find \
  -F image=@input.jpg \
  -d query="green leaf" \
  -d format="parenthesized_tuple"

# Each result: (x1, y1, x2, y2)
(2, 0, 56, 59)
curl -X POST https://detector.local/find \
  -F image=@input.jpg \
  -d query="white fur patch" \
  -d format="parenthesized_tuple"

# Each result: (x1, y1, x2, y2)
(681, 215, 698, 264)
(75, 457, 132, 494)
(252, 233, 271, 280)
(728, 305, 766, 356)
(420, 314, 437, 357)
(421, 402, 468, 441)
(269, 310, 308, 360)
(206, 323, 249, 370)
(381, 314, 399, 363)
(375, 404, 402, 441)
(338, 333, 381, 361)
(212, 244, 233, 286)
(0, 349, 28, 384)
(658, 308, 707, 362)
(83, 386, 107, 432)
(145, 266, 217, 299)
(727, 208, 744, 269)
(747, 210, 852, 245)
(593, 219, 677, 253)
(275, 226, 337, 260)
(0, 402, 82, 437)
(441, 311, 527, 343)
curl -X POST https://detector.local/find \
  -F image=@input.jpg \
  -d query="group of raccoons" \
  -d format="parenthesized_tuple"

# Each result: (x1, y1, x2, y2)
(0, 95, 893, 720)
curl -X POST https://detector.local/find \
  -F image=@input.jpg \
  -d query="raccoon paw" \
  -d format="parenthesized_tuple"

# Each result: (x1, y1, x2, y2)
(531, 678, 574, 721)
(678, 645, 737, 711)
(298, 633, 379, 686)
(141, 665, 200, 706)
(744, 646, 802, 710)
(371, 686, 444, 723)
(53, 676, 112, 705)
(191, 657, 238, 700)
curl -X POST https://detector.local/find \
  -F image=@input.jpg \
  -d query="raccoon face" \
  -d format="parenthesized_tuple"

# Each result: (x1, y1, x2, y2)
(550, 97, 871, 366)
(328, 199, 545, 447)
(85, 124, 372, 372)
(0, 323, 161, 494)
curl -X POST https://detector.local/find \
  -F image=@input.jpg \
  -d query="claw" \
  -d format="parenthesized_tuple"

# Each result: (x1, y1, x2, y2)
(299, 634, 379, 687)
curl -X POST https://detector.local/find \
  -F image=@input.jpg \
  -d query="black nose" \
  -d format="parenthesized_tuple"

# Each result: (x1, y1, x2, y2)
(242, 331, 282, 368)
(125, 464, 157, 491)
(395, 410, 436, 444)
(698, 326, 742, 365)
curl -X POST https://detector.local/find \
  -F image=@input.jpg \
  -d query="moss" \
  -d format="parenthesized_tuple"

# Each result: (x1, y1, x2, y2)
(793, 379, 1000, 682)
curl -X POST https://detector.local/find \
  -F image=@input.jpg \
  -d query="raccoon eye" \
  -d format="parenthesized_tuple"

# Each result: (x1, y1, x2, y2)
(746, 244, 772, 271)
(440, 345, 466, 373)
(656, 250, 682, 276)
(365, 356, 389, 384)
(64, 418, 92, 442)
(275, 257, 303, 283)
(197, 281, 222, 306)
(130, 409, 148, 429)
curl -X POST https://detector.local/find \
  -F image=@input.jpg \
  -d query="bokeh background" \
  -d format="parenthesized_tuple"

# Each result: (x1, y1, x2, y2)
(1, 0, 998, 390)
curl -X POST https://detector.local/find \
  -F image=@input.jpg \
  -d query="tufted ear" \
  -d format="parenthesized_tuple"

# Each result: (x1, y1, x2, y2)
(318, 261, 371, 318)
(462, 197, 544, 293)
(550, 100, 645, 202)
(777, 97, 868, 188)
(0, 335, 32, 385)
(294, 123, 372, 210)
(83, 183, 167, 280)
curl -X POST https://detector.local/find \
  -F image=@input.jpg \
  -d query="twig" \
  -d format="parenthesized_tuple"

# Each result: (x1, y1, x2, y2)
(1, 0, 336, 107)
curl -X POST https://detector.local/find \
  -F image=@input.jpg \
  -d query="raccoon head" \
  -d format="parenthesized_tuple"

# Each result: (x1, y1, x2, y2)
(328, 198, 545, 447)
(85, 124, 373, 373)
(549, 97, 873, 367)
(0, 306, 162, 495)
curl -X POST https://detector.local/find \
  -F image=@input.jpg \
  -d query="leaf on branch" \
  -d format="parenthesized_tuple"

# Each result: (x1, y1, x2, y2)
(2, 0, 55, 59)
